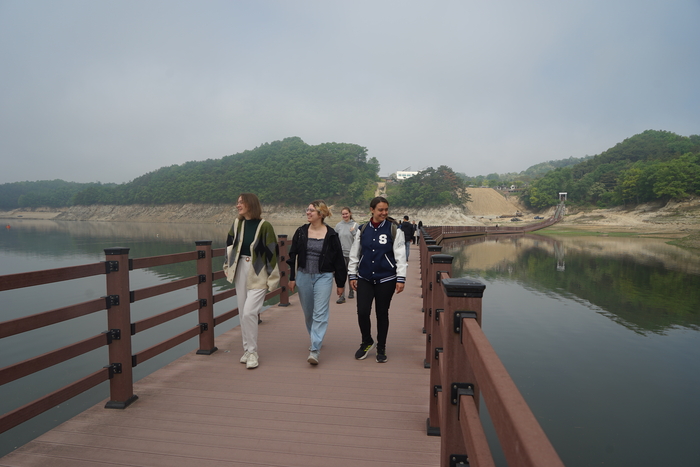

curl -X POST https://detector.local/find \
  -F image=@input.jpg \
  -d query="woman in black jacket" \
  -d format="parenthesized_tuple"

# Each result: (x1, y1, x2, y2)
(287, 200, 347, 365)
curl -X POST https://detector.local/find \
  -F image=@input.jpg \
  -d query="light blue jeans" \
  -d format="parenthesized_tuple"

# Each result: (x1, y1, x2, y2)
(295, 270, 333, 352)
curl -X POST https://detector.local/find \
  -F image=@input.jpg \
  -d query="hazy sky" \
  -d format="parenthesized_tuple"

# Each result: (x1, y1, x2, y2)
(1, 0, 699, 184)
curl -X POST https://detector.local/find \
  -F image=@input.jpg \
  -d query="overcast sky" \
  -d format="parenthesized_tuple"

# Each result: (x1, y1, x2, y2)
(1, 0, 699, 184)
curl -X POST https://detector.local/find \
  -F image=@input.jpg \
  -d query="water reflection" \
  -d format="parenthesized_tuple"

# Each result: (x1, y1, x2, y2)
(443, 233, 700, 334)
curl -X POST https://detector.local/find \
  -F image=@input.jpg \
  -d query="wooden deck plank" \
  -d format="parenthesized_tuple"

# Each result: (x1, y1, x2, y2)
(0, 245, 439, 467)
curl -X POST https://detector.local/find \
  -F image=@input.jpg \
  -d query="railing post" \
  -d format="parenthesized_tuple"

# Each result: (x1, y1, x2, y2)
(423, 244, 442, 368)
(196, 241, 217, 355)
(439, 277, 487, 467)
(427, 253, 453, 437)
(103, 247, 138, 409)
(277, 235, 290, 307)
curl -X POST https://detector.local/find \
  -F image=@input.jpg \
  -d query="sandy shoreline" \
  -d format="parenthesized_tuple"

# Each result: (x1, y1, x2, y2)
(3, 195, 700, 239)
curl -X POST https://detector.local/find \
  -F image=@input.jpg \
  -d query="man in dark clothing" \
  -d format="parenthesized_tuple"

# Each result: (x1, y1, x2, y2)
(400, 216, 413, 260)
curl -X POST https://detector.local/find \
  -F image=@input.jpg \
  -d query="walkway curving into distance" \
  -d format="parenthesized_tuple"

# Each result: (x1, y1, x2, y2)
(0, 243, 439, 467)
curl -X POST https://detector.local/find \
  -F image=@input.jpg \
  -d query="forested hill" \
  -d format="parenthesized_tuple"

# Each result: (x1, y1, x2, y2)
(520, 130, 700, 209)
(0, 137, 380, 209)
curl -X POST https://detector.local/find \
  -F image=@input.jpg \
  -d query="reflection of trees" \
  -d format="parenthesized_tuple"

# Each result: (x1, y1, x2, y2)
(447, 235, 700, 334)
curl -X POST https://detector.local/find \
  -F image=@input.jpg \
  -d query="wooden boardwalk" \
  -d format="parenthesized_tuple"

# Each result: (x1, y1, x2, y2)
(0, 245, 440, 467)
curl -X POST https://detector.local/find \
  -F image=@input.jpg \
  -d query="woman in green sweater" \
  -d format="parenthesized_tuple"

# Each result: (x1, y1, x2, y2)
(225, 193, 280, 369)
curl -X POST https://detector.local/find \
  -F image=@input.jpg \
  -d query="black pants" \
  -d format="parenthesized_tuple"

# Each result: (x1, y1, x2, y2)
(356, 279, 396, 349)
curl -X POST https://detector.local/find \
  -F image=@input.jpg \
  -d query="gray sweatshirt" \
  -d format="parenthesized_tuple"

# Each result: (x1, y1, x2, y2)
(334, 219, 359, 257)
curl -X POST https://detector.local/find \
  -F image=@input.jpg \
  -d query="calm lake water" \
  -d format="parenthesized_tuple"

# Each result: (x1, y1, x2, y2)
(2, 220, 700, 466)
(442, 233, 700, 467)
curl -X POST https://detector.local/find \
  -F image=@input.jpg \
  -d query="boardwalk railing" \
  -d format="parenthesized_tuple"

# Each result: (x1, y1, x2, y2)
(424, 202, 565, 243)
(419, 230, 564, 467)
(0, 237, 290, 435)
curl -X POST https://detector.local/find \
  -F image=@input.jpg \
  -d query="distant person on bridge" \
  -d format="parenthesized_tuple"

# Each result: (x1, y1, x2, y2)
(224, 193, 280, 370)
(348, 197, 407, 363)
(334, 207, 358, 304)
(287, 200, 347, 366)
(400, 215, 413, 260)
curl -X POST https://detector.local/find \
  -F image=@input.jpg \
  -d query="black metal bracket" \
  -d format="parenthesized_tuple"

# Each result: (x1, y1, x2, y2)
(199, 322, 209, 332)
(451, 382, 474, 404)
(103, 328, 121, 344)
(434, 347, 443, 360)
(128, 258, 134, 270)
(433, 385, 442, 397)
(199, 299, 207, 308)
(429, 281, 433, 291)
(129, 291, 135, 303)
(105, 362, 122, 378)
(454, 311, 478, 333)
(436, 270, 449, 284)
(198, 274, 207, 283)
(452, 382, 475, 421)
(450, 454, 469, 466)
(435, 308, 444, 322)
(198, 250, 206, 259)
(104, 295, 120, 309)
(105, 261, 119, 274)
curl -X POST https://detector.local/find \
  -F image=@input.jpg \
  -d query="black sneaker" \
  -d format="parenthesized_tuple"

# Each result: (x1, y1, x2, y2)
(376, 347, 387, 363)
(355, 342, 375, 360)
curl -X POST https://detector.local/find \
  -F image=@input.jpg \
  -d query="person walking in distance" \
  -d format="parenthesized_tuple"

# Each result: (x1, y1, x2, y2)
(224, 193, 280, 369)
(348, 197, 407, 363)
(334, 207, 358, 303)
(400, 215, 413, 260)
(287, 200, 347, 365)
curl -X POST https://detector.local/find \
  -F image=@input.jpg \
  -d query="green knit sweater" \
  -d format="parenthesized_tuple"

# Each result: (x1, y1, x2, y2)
(224, 218, 280, 291)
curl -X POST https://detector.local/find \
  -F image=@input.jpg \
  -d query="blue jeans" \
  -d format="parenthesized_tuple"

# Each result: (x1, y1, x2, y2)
(295, 271, 333, 352)
(405, 241, 411, 260)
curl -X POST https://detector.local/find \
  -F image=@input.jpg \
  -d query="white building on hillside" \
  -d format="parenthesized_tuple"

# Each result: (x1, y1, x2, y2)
(396, 170, 419, 180)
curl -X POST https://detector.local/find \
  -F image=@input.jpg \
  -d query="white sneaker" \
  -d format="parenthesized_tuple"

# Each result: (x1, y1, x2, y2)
(240, 351, 251, 363)
(246, 352, 259, 369)
(307, 351, 319, 365)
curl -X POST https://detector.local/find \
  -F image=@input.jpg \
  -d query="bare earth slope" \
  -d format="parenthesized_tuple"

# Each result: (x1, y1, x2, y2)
(464, 188, 523, 216)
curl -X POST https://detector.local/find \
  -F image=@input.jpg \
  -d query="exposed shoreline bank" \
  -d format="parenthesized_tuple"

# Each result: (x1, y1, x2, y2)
(3, 196, 700, 240)
(0, 203, 490, 227)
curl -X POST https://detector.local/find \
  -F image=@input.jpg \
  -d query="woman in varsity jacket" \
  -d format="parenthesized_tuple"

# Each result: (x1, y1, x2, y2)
(347, 196, 407, 363)
(224, 193, 280, 370)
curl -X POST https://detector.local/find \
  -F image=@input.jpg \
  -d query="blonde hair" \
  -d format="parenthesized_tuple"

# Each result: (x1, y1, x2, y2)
(311, 199, 332, 219)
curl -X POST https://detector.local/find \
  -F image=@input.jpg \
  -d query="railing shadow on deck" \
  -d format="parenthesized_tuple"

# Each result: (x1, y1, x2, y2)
(0, 236, 291, 435)
(418, 229, 564, 467)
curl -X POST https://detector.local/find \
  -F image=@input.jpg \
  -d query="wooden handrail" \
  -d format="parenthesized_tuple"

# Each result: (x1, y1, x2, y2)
(131, 301, 200, 334)
(0, 298, 105, 339)
(0, 235, 290, 434)
(0, 368, 111, 434)
(131, 250, 199, 269)
(0, 334, 107, 386)
(418, 235, 564, 466)
(0, 262, 105, 292)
